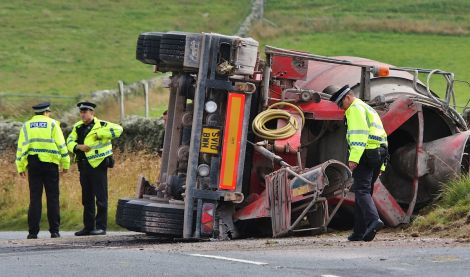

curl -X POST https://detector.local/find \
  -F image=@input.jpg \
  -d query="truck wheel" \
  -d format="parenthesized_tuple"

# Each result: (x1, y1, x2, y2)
(159, 32, 187, 67)
(136, 32, 163, 65)
(116, 198, 184, 237)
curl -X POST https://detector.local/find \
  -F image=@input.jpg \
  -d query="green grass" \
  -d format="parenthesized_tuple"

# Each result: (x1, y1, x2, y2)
(262, 0, 470, 34)
(411, 174, 470, 238)
(257, 32, 470, 106)
(0, 0, 251, 96)
(2, 0, 470, 119)
(249, 0, 470, 107)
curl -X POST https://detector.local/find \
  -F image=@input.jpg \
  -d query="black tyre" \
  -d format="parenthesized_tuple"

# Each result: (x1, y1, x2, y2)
(136, 32, 163, 65)
(159, 32, 187, 66)
(116, 198, 184, 237)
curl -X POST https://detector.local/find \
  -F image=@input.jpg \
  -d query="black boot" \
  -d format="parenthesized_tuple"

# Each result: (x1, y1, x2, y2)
(74, 229, 92, 236)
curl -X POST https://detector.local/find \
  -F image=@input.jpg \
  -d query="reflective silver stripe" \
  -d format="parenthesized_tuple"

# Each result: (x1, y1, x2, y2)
(22, 125, 28, 143)
(58, 143, 66, 149)
(347, 130, 369, 135)
(90, 142, 112, 150)
(23, 138, 55, 146)
(51, 121, 55, 137)
(17, 148, 22, 152)
(370, 122, 384, 129)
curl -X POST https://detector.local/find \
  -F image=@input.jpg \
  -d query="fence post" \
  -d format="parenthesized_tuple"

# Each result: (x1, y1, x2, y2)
(118, 80, 125, 122)
(143, 81, 149, 118)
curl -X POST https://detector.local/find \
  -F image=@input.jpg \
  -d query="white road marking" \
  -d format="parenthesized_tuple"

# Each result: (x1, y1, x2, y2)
(321, 275, 342, 277)
(189, 253, 268, 265)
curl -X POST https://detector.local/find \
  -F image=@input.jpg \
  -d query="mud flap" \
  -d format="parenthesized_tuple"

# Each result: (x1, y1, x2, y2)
(266, 168, 292, 237)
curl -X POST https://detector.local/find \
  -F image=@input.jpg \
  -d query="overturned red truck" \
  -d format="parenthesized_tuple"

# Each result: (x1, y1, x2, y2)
(116, 31, 469, 239)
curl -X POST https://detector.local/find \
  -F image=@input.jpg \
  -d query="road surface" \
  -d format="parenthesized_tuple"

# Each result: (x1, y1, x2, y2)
(1, 232, 469, 277)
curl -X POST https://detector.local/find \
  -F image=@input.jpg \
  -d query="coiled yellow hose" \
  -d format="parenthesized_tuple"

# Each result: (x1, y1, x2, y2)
(252, 102, 305, 140)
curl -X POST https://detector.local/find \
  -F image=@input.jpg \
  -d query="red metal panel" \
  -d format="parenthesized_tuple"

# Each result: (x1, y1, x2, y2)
(381, 97, 418, 135)
(271, 55, 308, 80)
(233, 191, 270, 220)
(372, 180, 406, 227)
(296, 56, 414, 92)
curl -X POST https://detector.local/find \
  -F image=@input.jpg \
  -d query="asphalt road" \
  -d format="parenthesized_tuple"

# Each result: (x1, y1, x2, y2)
(1, 232, 469, 277)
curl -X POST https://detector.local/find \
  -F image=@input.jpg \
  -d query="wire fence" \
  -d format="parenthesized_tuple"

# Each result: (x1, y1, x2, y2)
(0, 93, 82, 121)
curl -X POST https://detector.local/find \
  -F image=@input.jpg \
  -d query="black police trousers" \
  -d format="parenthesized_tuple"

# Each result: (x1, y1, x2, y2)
(27, 156, 60, 235)
(352, 146, 387, 235)
(78, 160, 108, 231)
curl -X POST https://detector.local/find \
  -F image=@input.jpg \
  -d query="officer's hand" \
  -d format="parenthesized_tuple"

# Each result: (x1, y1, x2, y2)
(77, 144, 91, 152)
(19, 172, 26, 177)
(348, 161, 358, 171)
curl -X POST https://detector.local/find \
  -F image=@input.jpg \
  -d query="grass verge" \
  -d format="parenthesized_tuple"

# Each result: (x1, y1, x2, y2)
(0, 150, 160, 231)
(411, 174, 470, 240)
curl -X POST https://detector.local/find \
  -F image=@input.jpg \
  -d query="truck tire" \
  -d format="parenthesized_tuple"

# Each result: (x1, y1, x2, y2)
(116, 198, 184, 237)
(136, 32, 163, 65)
(159, 32, 187, 67)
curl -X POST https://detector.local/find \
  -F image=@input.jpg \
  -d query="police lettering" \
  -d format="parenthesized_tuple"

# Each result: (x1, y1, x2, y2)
(30, 122, 48, 128)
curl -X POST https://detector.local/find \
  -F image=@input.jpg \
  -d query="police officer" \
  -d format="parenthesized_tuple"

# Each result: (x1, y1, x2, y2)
(16, 102, 70, 239)
(330, 85, 388, 242)
(67, 102, 123, 236)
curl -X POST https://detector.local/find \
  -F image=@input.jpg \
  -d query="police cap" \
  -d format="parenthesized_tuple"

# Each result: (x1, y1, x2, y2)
(32, 102, 51, 113)
(329, 85, 351, 105)
(77, 101, 96, 111)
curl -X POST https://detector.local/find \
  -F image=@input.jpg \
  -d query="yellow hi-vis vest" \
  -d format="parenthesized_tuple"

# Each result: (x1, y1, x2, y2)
(345, 98, 387, 169)
(16, 115, 70, 173)
(66, 117, 123, 168)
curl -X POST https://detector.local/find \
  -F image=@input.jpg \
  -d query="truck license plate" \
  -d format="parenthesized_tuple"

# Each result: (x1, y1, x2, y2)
(200, 127, 220, 154)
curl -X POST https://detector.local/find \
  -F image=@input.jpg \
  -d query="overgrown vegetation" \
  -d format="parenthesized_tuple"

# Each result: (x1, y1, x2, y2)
(411, 174, 470, 240)
(0, 151, 160, 231)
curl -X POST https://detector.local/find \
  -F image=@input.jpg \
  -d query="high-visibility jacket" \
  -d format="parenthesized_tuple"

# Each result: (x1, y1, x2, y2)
(66, 117, 123, 168)
(345, 98, 387, 169)
(16, 115, 70, 173)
